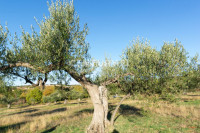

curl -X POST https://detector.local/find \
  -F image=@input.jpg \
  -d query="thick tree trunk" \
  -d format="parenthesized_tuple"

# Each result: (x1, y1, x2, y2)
(110, 93, 130, 126)
(39, 79, 44, 90)
(64, 99, 67, 104)
(84, 83, 109, 133)
(7, 104, 11, 109)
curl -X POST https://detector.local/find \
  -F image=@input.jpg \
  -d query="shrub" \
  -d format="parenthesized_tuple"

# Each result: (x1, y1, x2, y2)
(26, 88, 42, 104)
(42, 95, 52, 103)
(160, 93, 180, 103)
(0, 81, 18, 108)
(43, 86, 55, 96)
(20, 92, 27, 99)
(42, 90, 67, 103)
(67, 85, 88, 100)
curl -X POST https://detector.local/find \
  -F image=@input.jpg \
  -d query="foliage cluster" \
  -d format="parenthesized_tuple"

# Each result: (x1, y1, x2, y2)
(26, 87, 43, 104)
(68, 85, 89, 100)
(100, 39, 200, 99)
(42, 85, 88, 103)
(42, 89, 67, 103)
(0, 79, 20, 107)
(43, 85, 55, 96)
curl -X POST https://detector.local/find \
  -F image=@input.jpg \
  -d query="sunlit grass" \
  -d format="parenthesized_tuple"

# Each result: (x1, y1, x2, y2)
(0, 92, 199, 133)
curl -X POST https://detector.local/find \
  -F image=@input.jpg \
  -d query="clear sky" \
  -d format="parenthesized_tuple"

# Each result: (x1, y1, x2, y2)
(0, 0, 200, 85)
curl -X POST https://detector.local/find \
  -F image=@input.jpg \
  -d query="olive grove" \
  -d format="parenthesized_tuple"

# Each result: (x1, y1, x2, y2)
(0, 0, 199, 133)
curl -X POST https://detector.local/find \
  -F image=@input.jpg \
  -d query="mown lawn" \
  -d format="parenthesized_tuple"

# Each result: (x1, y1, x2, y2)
(0, 92, 199, 133)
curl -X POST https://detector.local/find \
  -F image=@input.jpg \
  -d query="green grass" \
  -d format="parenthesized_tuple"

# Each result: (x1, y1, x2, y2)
(51, 117, 91, 133)
(179, 99, 200, 105)
(114, 114, 200, 133)
(0, 94, 199, 133)
(110, 103, 200, 133)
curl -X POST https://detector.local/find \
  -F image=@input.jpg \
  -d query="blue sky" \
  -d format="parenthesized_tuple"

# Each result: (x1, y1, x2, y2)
(0, 0, 200, 85)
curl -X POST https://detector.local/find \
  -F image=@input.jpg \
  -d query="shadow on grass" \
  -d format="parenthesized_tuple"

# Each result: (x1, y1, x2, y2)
(0, 121, 27, 133)
(108, 104, 144, 124)
(118, 104, 142, 116)
(7, 108, 39, 116)
(187, 94, 200, 97)
(112, 129, 119, 133)
(108, 104, 142, 118)
(71, 108, 93, 117)
(27, 107, 67, 117)
(41, 125, 59, 133)
(18, 105, 30, 108)
(69, 101, 87, 105)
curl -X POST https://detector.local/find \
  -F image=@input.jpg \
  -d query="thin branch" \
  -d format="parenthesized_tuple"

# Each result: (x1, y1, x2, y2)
(110, 93, 131, 126)
(9, 72, 39, 86)
(0, 62, 56, 74)
(101, 73, 134, 86)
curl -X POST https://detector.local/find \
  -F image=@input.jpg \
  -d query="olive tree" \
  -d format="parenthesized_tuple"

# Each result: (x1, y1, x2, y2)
(98, 39, 197, 125)
(0, 78, 18, 108)
(0, 1, 112, 132)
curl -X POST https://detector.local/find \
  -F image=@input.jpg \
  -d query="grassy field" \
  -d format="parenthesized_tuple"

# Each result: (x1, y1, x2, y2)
(0, 92, 199, 133)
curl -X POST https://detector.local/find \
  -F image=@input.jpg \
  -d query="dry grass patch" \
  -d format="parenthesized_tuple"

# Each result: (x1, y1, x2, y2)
(0, 102, 93, 133)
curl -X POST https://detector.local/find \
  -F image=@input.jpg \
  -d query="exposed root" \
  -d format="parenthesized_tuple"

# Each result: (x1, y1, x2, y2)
(87, 123, 105, 133)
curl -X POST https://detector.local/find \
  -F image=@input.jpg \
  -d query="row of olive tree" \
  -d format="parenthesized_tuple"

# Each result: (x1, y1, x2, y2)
(99, 39, 199, 97)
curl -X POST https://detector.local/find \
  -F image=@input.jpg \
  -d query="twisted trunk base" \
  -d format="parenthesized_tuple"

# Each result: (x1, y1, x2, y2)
(84, 83, 129, 133)
(7, 104, 11, 109)
(84, 83, 109, 133)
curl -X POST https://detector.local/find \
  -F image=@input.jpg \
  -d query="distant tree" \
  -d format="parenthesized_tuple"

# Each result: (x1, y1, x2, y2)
(0, 78, 18, 108)
(185, 55, 200, 90)
(98, 39, 199, 125)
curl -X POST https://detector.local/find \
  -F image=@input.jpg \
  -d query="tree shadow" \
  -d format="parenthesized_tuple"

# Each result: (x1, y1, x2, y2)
(118, 104, 142, 116)
(0, 121, 27, 133)
(108, 104, 143, 124)
(71, 108, 93, 117)
(69, 101, 87, 104)
(41, 125, 59, 133)
(27, 108, 67, 117)
(7, 108, 39, 116)
(108, 104, 142, 116)
(18, 105, 30, 108)
(54, 103, 62, 105)
(112, 129, 119, 133)
(187, 94, 200, 97)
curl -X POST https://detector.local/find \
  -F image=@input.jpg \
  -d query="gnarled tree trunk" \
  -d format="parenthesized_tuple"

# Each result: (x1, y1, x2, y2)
(83, 83, 109, 133)
(7, 104, 11, 109)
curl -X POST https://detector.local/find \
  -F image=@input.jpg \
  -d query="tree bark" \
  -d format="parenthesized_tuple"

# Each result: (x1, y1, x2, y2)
(64, 99, 67, 104)
(83, 83, 109, 133)
(110, 93, 130, 126)
(7, 104, 11, 109)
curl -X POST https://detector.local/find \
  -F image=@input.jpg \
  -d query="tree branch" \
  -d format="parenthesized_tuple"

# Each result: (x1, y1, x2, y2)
(101, 73, 134, 86)
(0, 62, 56, 74)
(110, 93, 131, 126)
(64, 66, 91, 84)
(9, 71, 39, 86)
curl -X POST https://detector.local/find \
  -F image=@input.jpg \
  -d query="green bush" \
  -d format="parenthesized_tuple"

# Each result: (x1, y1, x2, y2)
(160, 93, 180, 103)
(42, 90, 67, 103)
(0, 80, 18, 108)
(42, 95, 52, 103)
(42, 85, 89, 103)
(26, 88, 42, 104)
(67, 85, 89, 100)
